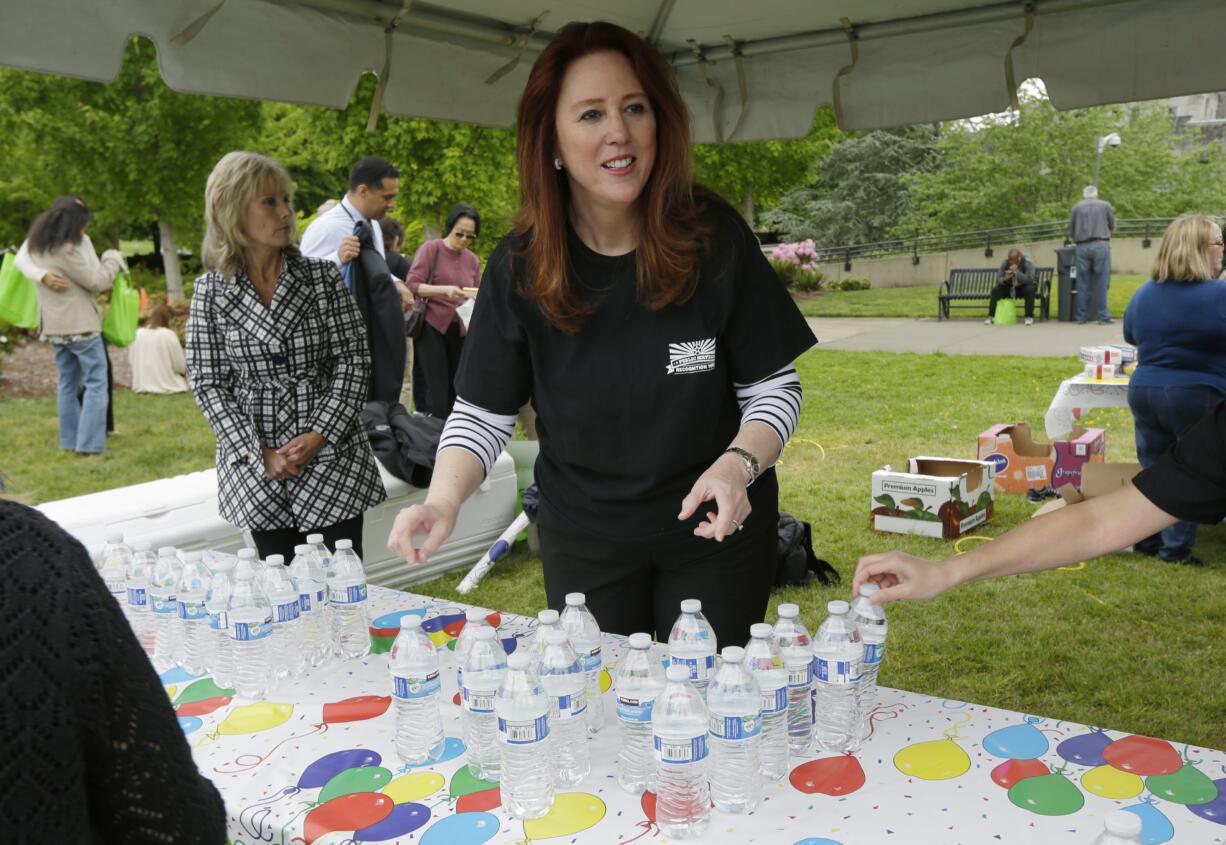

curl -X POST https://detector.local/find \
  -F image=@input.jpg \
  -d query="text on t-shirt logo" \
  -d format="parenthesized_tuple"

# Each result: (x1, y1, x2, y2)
(666, 338, 717, 375)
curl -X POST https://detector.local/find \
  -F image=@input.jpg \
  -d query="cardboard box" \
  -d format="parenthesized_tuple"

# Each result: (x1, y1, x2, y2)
(977, 423, 1107, 494)
(871, 457, 995, 540)
(1079, 344, 1136, 366)
(1032, 462, 1142, 518)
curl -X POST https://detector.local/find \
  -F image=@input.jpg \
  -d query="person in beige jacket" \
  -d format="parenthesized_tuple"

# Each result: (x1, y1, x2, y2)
(128, 304, 188, 394)
(16, 196, 125, 454)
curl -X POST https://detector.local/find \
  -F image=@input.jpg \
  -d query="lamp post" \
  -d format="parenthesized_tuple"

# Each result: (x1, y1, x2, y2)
(1092, 133, 1121, 189)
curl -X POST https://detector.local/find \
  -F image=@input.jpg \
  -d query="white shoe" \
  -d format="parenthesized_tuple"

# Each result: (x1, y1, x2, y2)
(1024, 317, 1034, 326)
(984, 317, 993, 325)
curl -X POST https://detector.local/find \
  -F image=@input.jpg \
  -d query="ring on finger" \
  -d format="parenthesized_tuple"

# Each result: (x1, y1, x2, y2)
(731, 518, 744, 532)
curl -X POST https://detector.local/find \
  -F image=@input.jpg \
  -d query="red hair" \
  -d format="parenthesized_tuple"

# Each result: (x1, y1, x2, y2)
(514, 21, 713, 333)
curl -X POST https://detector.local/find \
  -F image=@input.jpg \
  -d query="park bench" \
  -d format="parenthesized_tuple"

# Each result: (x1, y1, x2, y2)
(937, 266, 1054, 320)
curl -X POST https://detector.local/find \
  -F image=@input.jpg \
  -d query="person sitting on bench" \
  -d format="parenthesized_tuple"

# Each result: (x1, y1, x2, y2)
(985, 249, 1037, 326)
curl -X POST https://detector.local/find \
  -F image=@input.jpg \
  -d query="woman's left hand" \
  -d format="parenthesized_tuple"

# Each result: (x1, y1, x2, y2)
(278, 431, 326, 468)
(678, 452, 752, 542)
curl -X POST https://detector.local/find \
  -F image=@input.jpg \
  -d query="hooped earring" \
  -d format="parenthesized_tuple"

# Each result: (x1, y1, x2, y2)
(553, 157, 563, 171)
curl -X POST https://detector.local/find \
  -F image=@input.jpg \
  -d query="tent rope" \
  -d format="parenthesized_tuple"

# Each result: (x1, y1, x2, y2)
(484, 11, 549, 86)
(1004, 1, 1037, 110)
(831, 17, 860, 130)
(170, 0, 227, 48)
(366, 1, 413, 133)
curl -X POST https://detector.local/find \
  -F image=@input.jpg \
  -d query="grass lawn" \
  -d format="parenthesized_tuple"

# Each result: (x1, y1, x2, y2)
(797, 274, 1146, 319)
(3, 349, 1222, 751)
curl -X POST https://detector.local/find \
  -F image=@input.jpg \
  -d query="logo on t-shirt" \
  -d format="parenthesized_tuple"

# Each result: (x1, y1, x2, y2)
(666, 338, 717, 375)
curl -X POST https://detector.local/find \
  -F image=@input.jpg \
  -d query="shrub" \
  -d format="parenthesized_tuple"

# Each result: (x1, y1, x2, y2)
(830, 276, 872, 291)
(769, 240, 824, 292)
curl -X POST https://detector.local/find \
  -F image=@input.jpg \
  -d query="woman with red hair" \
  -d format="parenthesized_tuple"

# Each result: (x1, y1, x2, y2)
(390, 22, 815, 647)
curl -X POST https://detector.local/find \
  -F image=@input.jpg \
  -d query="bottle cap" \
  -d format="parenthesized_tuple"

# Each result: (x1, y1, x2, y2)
(466, 608, 488, 622)
(134, 540, 152, 552)
(537, 609, 559, 625)
(777, 603, 799, 618)
(335, 539, 353, 550)
(507, 651, 531, 670)
(306, 533, 324, 545)
(1104, 810, 1142, 837)
(749, 622, 774, 639)
(721, 646, 745, 663)
(237, 548, 256, 560)
(680, 598, 702, 614)
(266, 554, 285, 567)
(565, 592, 586, 606)
(827, 600, 850, 615)
(158, 546, 178, 557)
(543, 627, 568, 645)
(472, 625, 496, 640)
(666, 665, 691, 683)
(401, 616, 423, 630)
(294, 544, 313, 555)
(628, 632, 653, 650)
(105, 529, 124, 544)
(858, 583, 879, 597)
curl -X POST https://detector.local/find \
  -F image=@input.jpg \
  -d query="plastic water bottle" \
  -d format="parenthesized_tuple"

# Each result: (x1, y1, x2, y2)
(289, 544, 330, 669)
(744, 622, 789, 781)
(176, 551, 211, 674)
(497, 651, 554, 819)
(849, 583, 888, 742)
(773, 603, 813, 755)
(389, 615, 446, 764)
(1092, 810, 1144, 844)
(205, 555, 235, 687)
(99, 530, 132, 602)
(227, 556, 273, 699)
(653, 664, 710, 839)
(560, 592, 604, 734)
(615, 632, 666, 794)
(538, 627, 590, 787)
(262, 555, 302, 680)
(667, 599, 717, 694)
(125, 540, 155, 655)
(460, 625, 506, 782)
(454, 607, 495, 692)
(328, 539, 369, 659)
(531, 609, 562, 659)
(149, 546, 182, 669)
(812, 600, 863, 753)
(306, 533, 334, 577)
(708, 646, 762, 813)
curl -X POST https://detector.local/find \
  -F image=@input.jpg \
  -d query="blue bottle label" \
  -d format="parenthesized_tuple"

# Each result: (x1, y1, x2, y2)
(393, 670, 441, 700)
(815, 656, 860, 685)
(555, 692, 587, 720)
(329, 583, 367, 605)
(709, 713, 762, 740)
(654, 733, 708, 764)
(178, 600, 208, 621)
(616, 696, 655, 723)
(209, 611, 228, 632)
(231, 620, 272, 641)
(498, 715, 549, 745)
(789, 662, 813, 688)
(298, 589, 327, 613)
(274, 601, 300, 623)
(864, 642, 885, 665)
(670, 654, 715, 681)
(761, 686, 788, 714)
(581, 648, 602, 673)
(461, 687, 495, 714)
(126, 587, 147, 608)
(151, 597, 177, 615)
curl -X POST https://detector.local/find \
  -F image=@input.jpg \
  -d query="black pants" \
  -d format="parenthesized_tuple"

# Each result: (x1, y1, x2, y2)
(988, 281, 1036, 319)
(538, 511, 777, 648)
(249, 513, 364, 565)
(414, 321, 464, 418)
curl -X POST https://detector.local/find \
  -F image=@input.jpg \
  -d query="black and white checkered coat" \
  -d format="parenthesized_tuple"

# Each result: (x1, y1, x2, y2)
(186, 252, 386, 532)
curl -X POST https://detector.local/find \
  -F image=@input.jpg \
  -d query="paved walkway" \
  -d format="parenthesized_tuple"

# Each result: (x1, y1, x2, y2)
(805, 317, 1127, 357)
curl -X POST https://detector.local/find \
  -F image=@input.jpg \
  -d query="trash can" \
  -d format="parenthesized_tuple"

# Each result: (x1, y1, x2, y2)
(1056, 246, 1078, 322)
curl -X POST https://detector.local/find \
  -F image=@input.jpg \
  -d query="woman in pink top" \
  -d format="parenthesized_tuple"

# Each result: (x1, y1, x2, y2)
(406, 203, 481, 417)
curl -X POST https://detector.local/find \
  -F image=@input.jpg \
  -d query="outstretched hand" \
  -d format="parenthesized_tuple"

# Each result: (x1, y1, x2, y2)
(389, 502, 458, 564)
(853, 551, 957, 604)
(678, 453, 751, 542)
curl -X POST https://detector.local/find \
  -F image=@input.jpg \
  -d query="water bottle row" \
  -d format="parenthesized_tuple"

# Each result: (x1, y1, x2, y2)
(95, 532, 373, 698)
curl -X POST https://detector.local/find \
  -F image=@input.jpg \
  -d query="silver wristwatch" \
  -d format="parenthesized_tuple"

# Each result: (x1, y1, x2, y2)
(723, 447, 761, 485)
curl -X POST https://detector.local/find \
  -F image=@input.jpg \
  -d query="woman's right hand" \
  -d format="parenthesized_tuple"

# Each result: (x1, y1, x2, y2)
(260, 445, 300, 480)
(41, 271, 70, 293)
(439, 285, 468, 301)
(389, 502, 458, 564)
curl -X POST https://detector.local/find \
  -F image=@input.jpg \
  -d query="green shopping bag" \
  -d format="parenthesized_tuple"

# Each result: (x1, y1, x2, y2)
(993, 297, 1017, 326)
(102, 272, 139, 347)
(0, 252, 40, 329)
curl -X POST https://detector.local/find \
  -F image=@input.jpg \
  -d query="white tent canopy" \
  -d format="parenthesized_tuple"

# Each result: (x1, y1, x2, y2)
(2, 0, 1225, 141)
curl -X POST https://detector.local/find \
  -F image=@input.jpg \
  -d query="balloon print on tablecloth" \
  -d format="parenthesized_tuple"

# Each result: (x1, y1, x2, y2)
(217, 701, 293, 735)
(982, 716, 1049, 760)
(178, 715, 203, 735)
(1081, 763, 1144, 799)
(303, 791, 394, 845)
(321, 694, 391, 725)
(1102, 735, 1182, 775)
(319, 765, 394, 803)
(298, 749, 383, 789)
(354, 801, 431, 841)
(419, 811, 500, 845)
(449, 763, 500, 813)
(1056, 728, 1113, 767)
(990, 758, 1049, 788)
(793, 839, 845, 845)
(369, 607, 429, 654)
(1122, 798, 1176, 844)
(399, 735, 466, 770)
(790, 754, 866, 796)
(1145, 761, 1219, 805)
(522, 793, 606, 840)
(422, 610, 468, 648)
(174, 676, 235, 718)
(159, 666, 200, 685)
(1187, 777, 1226, 826)
(383, 771, 445, 804)
(894, 713, 975, 782)
(1007, 764, 1085, 816)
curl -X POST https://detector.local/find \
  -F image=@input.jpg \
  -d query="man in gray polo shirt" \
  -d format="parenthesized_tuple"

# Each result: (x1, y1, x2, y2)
(1068, 185, 1116, 325)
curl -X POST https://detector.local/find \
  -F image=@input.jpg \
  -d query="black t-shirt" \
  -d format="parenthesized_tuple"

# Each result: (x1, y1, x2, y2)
(1133, 399, 1226, 523)
(455, 202, 817, 541)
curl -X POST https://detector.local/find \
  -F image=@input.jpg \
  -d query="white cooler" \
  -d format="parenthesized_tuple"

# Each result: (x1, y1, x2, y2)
(37, 452, 519, 590)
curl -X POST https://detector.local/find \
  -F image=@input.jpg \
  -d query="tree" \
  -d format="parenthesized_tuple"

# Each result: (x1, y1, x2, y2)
(761, 125, 941, 245)
(0, 38, 263, 300)
(692, 108, 842, 225)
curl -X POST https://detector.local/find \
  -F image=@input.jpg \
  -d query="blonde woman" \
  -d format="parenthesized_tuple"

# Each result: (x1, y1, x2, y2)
(186, 151, 385, 563)
(1122, 214, 1226, 564)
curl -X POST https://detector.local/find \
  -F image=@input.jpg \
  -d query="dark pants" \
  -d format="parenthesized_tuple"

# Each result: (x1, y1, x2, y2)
(249, 513, 365, 565)
(538, 511, 778, 648)
(988, 281, 1036, 319)
(414, 321, 463, 418)
(1128, 384, 1223, 561)
(412, 353, 428, 413)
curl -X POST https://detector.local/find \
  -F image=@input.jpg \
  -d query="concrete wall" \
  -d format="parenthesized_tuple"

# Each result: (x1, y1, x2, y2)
(809, 237, 1156, 289)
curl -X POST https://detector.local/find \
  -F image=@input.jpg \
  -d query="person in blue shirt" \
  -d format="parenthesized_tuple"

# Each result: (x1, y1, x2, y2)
(1123, 214, 1226, 563)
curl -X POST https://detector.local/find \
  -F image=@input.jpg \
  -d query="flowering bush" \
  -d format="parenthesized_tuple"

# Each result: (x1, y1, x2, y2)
(769, 239, 824, 291)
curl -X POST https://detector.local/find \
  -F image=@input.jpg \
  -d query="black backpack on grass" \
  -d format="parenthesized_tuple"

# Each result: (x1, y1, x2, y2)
(775, 513, 840, 588)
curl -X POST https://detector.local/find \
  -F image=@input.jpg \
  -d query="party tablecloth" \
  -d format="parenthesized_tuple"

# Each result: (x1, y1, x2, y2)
(1045, 374, 1130, 438)
(167, 586, 1226, 845)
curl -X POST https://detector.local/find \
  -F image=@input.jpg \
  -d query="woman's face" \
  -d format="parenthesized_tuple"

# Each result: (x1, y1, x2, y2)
(554, 49, 656, 218)
(242, 184, 294, 252)
(1208, 223, 1224, 275)
(445, 216, 478, 253)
